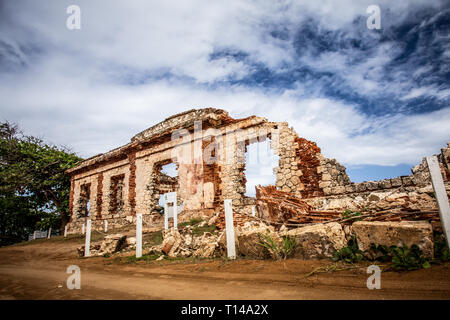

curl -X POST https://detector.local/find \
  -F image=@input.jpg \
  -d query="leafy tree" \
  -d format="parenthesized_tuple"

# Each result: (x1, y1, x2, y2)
(0, 122, 82, 245)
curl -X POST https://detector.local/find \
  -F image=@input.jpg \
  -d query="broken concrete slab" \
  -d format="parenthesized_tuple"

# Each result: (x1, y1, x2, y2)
(352, 220, 434, 258)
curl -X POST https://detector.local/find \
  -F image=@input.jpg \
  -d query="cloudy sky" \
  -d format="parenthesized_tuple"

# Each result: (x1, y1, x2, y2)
(1, 0, 449, 185)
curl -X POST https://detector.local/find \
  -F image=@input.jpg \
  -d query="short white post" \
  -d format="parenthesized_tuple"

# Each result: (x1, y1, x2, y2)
(47, 228, 51, 239)
(426, 156, 450, 249)
(164, 202, 169, 230)
(104, 220, 108, 233)
(33, 230, 37, 240)
(82, 223, 85, 235)
(251, 205, 256, 217)
(136, 213, 142, 258)
(173, 204, 178, 228)
(84, 219, 91, 257)
(64, 225, 68, 237)
(224, 199, 236, 259)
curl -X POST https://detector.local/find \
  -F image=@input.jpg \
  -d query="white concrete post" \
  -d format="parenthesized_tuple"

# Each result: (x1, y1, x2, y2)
(33, 230, 37, 240)
(84, 219, 91, 257)
(251, 205, 256, 217)
(164, 201, 169, 230)
(426, 156, 450, 248)
(82, 223, 85, 235)
(136, 213, 142, 258)
(173, 204, 178, 229)
(64, 225, 68, 237)
(47, 228, 52, 239)
(224, 199, 236, 259)
(104, 220, 108, 233)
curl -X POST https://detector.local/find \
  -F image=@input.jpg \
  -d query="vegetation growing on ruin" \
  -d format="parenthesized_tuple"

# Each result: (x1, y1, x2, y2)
(333, 235, 434, 271)
(178, 217, 203, 227)
(258, 233, 297, 260)
(146, 230, 163, 246)
(342, 210, 363, 220)
(433, 232, 449, 262)
(332, 235, 364, 263)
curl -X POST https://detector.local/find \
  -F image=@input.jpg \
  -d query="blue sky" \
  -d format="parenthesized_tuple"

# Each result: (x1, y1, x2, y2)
(0, 0, 449, 187)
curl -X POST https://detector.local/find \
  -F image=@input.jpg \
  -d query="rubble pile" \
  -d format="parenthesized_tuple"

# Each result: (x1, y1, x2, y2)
(77, 215, 437, 260)
(255, 185, 310, 223)
(148, 223, 226, 259)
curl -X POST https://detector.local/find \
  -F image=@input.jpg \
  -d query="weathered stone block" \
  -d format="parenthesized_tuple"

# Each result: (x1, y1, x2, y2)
(345, 184, 355, 193)
(379, 179, 392, 189)
(236, 222, 279, 259)
(332, 186, 346, 194)
(287, 222, 346, 259)
(390, 177, 402, 187)
(355, 183, 367, 192)
(401, 176, 414, 186)
(318, 181, 331, 188)
(352, 221, 434, 258)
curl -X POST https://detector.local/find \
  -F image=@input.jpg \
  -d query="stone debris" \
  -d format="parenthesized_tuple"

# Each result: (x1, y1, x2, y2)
(255, 185, 310, 224)
(76, 217, 438, 261)
(352, 221, 434, 259)
(77, 233, 127, 257)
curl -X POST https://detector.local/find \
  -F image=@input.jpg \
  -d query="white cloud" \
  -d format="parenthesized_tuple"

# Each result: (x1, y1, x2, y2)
(0, 0, 448, 174)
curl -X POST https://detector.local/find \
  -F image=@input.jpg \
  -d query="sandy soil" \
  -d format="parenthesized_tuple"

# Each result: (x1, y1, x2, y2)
(1, 236, 450, 300)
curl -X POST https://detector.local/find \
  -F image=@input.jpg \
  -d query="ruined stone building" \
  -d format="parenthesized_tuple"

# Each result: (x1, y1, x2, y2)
(65, 108, 450, 234)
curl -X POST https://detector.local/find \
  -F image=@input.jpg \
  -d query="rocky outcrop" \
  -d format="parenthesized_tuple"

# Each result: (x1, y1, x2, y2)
(352, 221, 434, 258)
(286, 222, 347, 259)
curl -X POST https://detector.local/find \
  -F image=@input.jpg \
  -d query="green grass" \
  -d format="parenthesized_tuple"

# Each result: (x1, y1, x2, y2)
(143, 230, 163, 247)
(342, 210, 363, 220)
(178, 217, 203, 227)
(192, 224, 216, 236)
(126, 254, 162, 263)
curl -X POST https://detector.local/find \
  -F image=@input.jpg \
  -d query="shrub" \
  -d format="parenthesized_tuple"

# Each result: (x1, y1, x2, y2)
(258, 233, 297, 260)
(434, 233, 450, 262)
(333, 235, 364, 263)
(334, 236, 431, 271)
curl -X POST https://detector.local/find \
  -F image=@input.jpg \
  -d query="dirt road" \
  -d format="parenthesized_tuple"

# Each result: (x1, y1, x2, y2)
(1, 237, 450, 300)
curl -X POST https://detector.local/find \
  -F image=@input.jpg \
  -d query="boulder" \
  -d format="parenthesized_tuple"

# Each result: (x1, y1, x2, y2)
(99, 234, 127, 255)
(352, 221, 434, 258)
(235, 221, 280, 259)
(287, 222, 346, 259)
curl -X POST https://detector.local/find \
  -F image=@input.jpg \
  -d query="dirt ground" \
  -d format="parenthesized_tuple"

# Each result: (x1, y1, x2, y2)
(1, 235, 450, 300)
